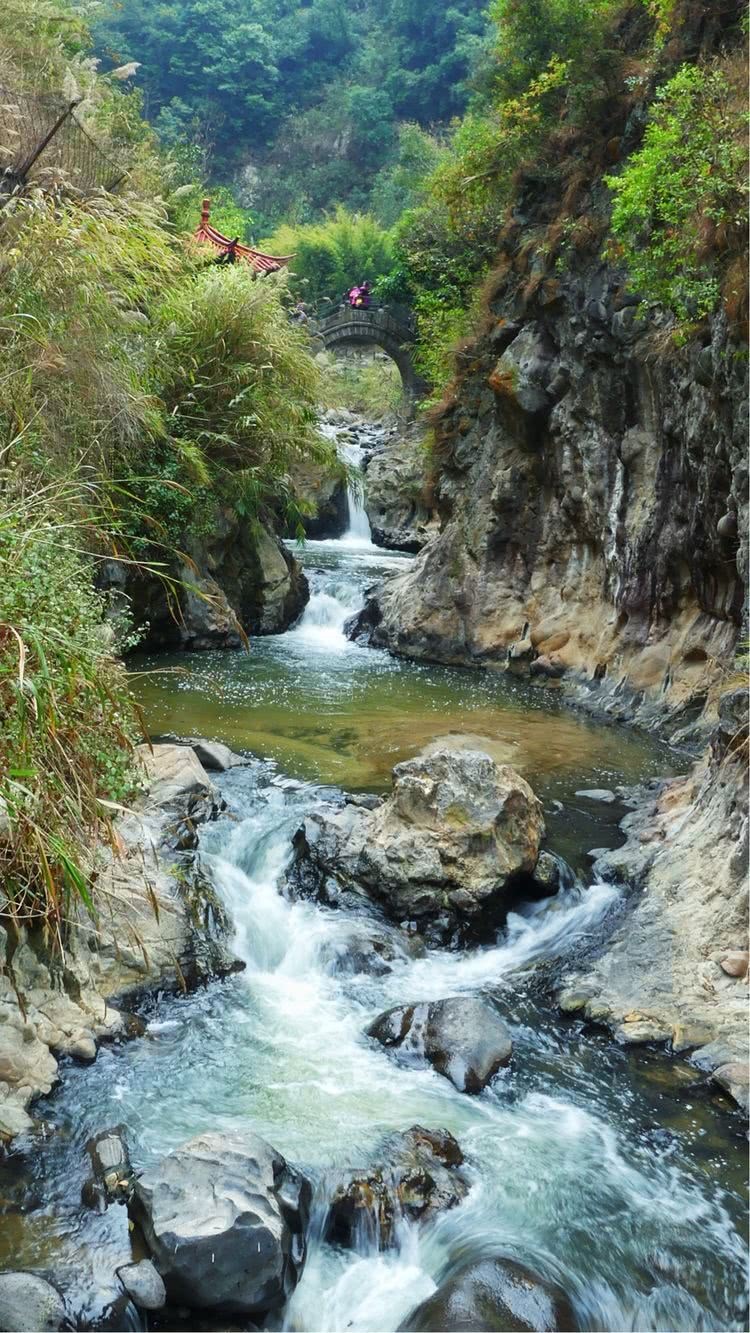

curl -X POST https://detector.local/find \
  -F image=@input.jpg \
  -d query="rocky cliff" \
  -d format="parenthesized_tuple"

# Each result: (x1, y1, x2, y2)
(0, 744, 240, 1141)
(559, 687, 748, 1109)
(372, 282, 747, 737)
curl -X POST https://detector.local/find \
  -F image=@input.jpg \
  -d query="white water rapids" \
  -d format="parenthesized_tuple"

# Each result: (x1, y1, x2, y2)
(9, 419, 746, 1332)
(188, 769, 744, 1333)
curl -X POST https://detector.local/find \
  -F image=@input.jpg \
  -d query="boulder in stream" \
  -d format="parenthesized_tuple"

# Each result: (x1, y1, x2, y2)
(400, 1257, 579, 1332)
(116, 1259, 166, 1311)
(367, 996, 513, 1094)
(81, 1125, 135, 1211)
(325, 1126, 468, 1249)
(0, 1273, 66, 1332)
(129, 1130, 311, 1317)
(291, 747, 545, 943)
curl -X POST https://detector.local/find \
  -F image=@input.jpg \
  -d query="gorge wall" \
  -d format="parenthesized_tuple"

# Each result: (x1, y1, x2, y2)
(372, 275, 747, 739)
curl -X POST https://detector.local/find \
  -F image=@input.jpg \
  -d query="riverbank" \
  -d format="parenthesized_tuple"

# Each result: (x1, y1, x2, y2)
(0, 744, 239, 1143)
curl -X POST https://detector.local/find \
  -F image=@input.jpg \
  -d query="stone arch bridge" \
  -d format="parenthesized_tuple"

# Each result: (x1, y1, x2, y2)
(313, 306, 427, 406)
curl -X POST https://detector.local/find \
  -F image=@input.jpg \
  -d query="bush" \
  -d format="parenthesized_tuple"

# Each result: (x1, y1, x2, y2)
(260, 208, 395, 306)
(606, 62, 748, 323)
(150, 265, 334, 534)
(0, 466, 140, 939)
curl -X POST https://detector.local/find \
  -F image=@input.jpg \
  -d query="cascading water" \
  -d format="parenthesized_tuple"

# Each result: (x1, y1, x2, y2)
(319, 418, 376, 547)
(5, 415, 745, 1333)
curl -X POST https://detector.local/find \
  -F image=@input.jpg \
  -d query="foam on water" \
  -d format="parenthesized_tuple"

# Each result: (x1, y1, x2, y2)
(9, 417, 744, 1333)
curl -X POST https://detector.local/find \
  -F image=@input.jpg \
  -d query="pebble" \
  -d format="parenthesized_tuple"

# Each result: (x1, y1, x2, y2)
(719, 951, 749, 978)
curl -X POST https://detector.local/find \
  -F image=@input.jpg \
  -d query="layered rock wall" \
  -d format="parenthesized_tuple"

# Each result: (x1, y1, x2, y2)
(373, 285, 747, 735)
(0, 745, 237, 1140)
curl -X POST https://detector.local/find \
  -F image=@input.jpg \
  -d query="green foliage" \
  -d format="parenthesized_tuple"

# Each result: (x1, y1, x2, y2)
(261, 208, 395, 306)
(0, 464, 140, 940)
(91, 0, 489, 226)
(0, 192, 180, 476)
(370, 123, 446, 230)
(150, 265, 333, 533)
(318, 355, 403, 419)
(0, 0, 339, 942)
(606, 64, 748, 322)
(487, 0, 619, 103)
(388, 0, 623, 392)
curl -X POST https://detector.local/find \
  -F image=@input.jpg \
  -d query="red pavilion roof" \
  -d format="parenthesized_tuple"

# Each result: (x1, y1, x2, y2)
(193, 198, 293, 273)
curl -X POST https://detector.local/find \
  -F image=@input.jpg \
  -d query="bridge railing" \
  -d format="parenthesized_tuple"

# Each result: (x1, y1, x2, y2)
(307, 299, 416, 335)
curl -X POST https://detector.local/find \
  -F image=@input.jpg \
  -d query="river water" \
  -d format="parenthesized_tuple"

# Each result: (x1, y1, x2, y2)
(2, 430, 747, 1331)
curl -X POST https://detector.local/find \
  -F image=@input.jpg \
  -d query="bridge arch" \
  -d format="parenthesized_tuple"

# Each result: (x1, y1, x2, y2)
(314, 306, 426, 409)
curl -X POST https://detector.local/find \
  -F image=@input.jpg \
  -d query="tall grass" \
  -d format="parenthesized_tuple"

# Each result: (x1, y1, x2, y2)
(0, 454, 142, 947)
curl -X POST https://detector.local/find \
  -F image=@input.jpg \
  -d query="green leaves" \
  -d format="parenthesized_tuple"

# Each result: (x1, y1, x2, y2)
(261, 208, 396, 306)
(606, 64, 748, 324)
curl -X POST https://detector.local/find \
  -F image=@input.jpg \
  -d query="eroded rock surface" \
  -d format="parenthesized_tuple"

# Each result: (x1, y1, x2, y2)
(558, 697, 749, 1110)
(367, 996, 513, 1094)
(129, 1130, 310, 1316)
(365, 428, 433, 552)
(100, 510, 308, 650)
(291, 747, 545, 943)
(367, 221, 746, 742)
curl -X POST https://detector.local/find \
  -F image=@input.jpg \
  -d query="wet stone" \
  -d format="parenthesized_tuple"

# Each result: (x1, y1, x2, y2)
(117, 1259, 166, 1310)
(400, 1257, 579, 1332)
(324, 1125, 468, 1250)
(367, 996, 512, 1094)
(0, 1273, 66, 1332)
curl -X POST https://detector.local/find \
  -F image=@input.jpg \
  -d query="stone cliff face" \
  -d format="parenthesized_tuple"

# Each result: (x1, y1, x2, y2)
(0, 745, 239, 1141)
(364, 428, 434, 553)
(373, 275, 747, 735)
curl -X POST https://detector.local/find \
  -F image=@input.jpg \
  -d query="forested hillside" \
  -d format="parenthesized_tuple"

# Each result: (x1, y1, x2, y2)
(91, 0, 489, 230)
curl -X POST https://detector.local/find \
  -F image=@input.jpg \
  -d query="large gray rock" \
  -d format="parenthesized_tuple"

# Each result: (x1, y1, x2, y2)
(401, 1257, 578, 1331)
(365, 430, 432, 552)
(99, 511, 308, 650)
(368, 996, 513, 1094)
(129, 1130, 310, 1316)
(325, 1126, 467, 1250)
(293, 748, 544, 942)
(0, 1273, 66, 1332)
(137, 744, 216, 811)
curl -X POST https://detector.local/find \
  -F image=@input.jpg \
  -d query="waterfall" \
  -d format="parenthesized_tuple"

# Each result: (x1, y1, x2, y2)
(340, 438, 374, 546)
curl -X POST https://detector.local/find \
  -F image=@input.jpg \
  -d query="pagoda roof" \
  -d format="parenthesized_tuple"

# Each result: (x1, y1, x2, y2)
(194, 199, 293, 273)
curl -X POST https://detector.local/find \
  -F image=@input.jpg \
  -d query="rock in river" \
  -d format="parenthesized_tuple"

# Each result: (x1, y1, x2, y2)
(400, 1257, 578, 1332)
(325, 1126, 468, 1249)
(116, 1259, 166, 1311)
(129, 1130, 310, 1317)
(0, 1273, 66, 1332)
(291, 747, 545, 943)
(367, 996, 513, 1094)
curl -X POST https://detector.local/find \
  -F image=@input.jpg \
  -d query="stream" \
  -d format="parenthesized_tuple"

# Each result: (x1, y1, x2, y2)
(1, 423, 747, 1331)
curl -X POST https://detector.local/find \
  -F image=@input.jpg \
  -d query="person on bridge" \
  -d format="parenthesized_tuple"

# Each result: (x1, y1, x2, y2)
(348, 281, 371, 309)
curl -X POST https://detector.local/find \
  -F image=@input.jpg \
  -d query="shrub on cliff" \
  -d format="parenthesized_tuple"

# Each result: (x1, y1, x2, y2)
(606, 61, 748, 325)
(149, 265, 335, 538)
